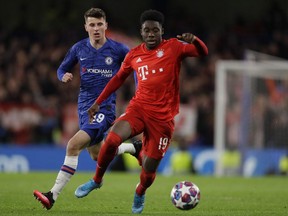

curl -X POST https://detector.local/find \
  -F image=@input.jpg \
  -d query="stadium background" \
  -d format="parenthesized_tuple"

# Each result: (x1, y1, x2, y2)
(0, 0, 288, 175)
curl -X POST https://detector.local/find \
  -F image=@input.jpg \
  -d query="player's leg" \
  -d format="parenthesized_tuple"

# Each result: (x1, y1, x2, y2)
(132, 155, 159, 214)
(117, 140, 141, 156)
(93, 107, 146, 181)
(75, 108, 145, 199)
(74, 138, 142, 199)
(132, 119, 174, 213)
(87, 138, 142, 160)
(74, 137, 143, 198)
(85, 109, 142, 161)
(128, 139, 143, 159)
(75, 120, 133, 198)
(94, 120, 132, 180)
(33, 130, 90, 210)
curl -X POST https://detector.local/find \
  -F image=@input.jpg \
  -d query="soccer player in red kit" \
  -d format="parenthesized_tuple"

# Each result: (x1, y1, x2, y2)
(75, 9, 208, 213)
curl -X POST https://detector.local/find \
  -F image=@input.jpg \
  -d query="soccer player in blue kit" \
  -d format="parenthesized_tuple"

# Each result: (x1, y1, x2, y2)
(33, 8, 141, 210)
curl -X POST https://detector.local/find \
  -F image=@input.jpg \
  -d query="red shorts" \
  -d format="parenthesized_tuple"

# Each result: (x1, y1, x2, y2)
(116, 103, 174, 160)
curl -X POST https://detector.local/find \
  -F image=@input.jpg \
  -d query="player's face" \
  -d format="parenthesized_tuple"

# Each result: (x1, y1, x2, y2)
(141, 21, 163, 50)
(85, 17, 107, 43)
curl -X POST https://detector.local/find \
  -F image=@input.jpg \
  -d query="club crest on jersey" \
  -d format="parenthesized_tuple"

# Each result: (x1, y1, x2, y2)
(156, 49, 164, 58)
(105, 57, 113, 65)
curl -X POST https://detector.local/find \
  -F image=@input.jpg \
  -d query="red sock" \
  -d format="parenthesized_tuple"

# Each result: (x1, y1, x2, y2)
(136, 169, 156, 196)
(93, 132, 122, 183)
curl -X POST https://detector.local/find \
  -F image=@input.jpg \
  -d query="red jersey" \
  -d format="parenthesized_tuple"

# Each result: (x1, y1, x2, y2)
(96, 37, 208, 121)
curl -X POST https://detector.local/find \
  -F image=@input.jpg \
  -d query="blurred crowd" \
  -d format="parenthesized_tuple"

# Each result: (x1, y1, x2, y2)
(0, 2, 288, 148)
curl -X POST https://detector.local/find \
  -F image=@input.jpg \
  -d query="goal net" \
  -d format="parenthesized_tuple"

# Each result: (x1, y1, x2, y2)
(215, 59, 288, 176)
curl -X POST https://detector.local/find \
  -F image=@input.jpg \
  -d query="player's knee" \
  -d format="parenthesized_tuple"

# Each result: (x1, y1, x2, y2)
(104, 131, 122, 154)
(142, 165, 157, 173)
(142, 157, 160, 173)
(111, 121, 132, 140)
(66, 142, 81, 156)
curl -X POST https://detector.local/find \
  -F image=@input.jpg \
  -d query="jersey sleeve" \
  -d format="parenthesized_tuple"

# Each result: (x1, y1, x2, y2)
(57, 45, 78, 81)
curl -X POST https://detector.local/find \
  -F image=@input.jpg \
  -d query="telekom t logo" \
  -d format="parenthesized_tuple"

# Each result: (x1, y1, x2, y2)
(138, 65, 164, 80)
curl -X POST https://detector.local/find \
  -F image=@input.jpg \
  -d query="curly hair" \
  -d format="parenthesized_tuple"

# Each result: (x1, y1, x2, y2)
(140, 9, 164, 26)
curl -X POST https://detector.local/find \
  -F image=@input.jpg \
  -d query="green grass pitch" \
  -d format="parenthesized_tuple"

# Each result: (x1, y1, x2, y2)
(0, 172, 287, 215)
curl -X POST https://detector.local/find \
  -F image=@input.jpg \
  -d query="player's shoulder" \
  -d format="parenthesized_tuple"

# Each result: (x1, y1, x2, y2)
(71, 38, 89, 50)
(121, 44, 141, 61)
(162, 38, 187, 50)
(166, 38, 183, 45)
(106, 38, 129, 52)
(128, 43, 143, 55)
(107, 38, 125, 46)
(167, 38, 178, 42)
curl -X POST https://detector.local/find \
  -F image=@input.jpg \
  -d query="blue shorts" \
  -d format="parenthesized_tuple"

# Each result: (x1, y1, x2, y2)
(79, 109, 115, 146)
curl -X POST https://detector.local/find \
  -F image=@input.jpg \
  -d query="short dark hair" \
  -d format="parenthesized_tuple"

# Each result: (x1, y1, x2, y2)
(84, 8, 106, 21)
(140, 9, 164, 26)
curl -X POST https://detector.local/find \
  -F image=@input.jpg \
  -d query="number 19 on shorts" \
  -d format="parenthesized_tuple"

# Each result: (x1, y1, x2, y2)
(94, 113, 105, 123)
(158, 137, 169, 150)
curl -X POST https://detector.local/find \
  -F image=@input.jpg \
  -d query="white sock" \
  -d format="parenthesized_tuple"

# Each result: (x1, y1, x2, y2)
(50, 156, 78, 200)
(117, 143, 136, 155)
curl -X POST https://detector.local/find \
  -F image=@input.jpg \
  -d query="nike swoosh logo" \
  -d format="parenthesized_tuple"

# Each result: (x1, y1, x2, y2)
(80, 57, 87, 61)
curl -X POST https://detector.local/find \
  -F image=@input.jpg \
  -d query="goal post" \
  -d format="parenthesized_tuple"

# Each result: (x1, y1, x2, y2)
(215, 60, 288, 176)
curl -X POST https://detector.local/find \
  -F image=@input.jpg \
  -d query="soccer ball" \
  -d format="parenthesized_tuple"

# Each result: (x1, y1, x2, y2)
(170, 181, 200, 210)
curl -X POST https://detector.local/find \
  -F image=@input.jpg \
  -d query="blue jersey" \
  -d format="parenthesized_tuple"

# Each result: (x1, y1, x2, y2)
(57, 38, 129, 144)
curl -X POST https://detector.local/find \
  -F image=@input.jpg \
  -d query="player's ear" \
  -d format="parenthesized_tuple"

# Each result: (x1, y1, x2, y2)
(84, 23, 88, 32)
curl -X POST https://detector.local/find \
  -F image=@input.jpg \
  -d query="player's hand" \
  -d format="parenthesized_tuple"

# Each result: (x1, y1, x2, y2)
(177, 33, 195, 44)
(88, 103, 100, 123)
(62, 72, 73, 83)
